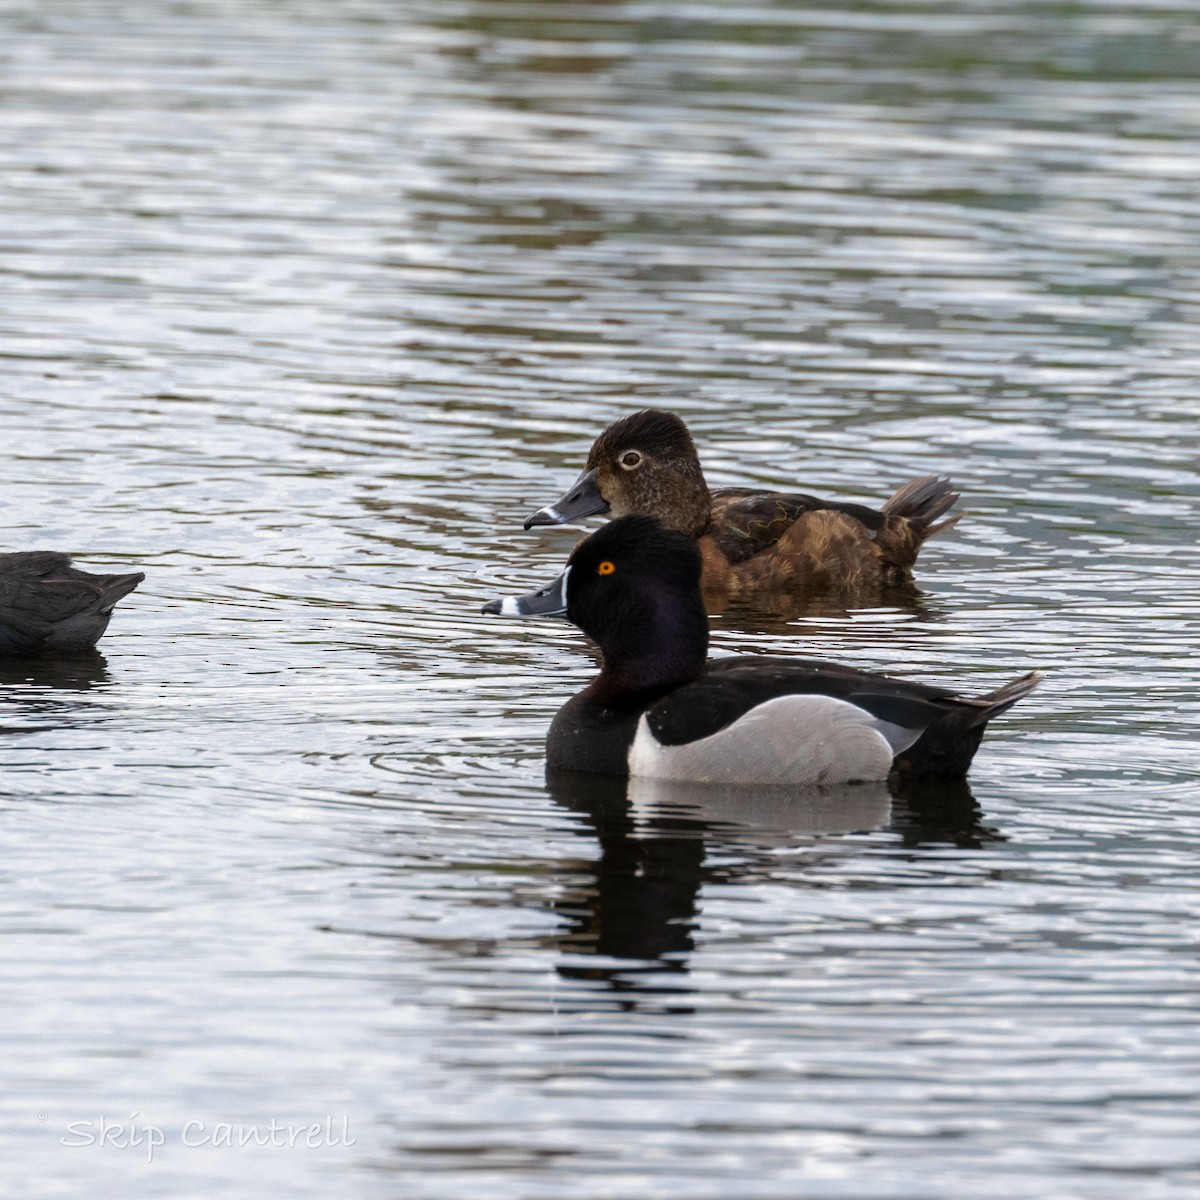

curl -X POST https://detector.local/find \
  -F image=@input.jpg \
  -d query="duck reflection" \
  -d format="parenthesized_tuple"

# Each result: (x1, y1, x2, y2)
(708, 576, 941, 630)
(0, 652, 111, 707)
(889, 775, 1001, 850)
(544, 768, 995, 1010)
(546, 768, 706, 1012)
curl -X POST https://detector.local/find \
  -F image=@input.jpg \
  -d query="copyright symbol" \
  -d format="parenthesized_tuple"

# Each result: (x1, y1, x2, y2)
(36, 1112, 47, 1122)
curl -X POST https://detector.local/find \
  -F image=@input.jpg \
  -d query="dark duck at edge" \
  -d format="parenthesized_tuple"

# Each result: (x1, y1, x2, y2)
(0, 552, 144, 656)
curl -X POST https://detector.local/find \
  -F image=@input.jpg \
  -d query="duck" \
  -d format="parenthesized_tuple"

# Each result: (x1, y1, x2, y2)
(483, 516, 1037, 785)
(0, 552, 144, 656)
(524, 410, 959, 610)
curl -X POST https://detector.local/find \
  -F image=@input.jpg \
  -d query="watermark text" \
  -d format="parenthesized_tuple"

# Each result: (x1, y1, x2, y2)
(55, 1112, 355, 1162)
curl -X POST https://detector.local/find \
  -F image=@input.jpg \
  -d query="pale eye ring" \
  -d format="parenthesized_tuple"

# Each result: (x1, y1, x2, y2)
(619, 450, 642, 470)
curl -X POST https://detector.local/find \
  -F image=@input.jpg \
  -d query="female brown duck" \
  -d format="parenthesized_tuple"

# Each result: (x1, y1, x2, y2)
(525, 410, 960, 611)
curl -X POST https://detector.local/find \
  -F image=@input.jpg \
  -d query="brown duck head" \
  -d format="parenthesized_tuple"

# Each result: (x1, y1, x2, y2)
(524, 410, 711, 537)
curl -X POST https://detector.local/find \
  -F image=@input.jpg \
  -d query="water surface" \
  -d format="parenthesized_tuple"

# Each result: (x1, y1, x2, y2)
(2, 2, 1199, 1196)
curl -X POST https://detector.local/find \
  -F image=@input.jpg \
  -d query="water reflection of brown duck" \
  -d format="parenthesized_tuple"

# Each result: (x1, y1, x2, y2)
(0, 552, 143, 656)
(524, 410, 960, 612)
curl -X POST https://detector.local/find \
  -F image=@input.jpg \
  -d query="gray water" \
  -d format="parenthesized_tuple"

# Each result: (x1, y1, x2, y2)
(3, 1, 1200, 1196)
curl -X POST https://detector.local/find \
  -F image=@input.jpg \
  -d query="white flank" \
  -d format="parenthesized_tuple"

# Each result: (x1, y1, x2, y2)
(628, 693, 909, 787)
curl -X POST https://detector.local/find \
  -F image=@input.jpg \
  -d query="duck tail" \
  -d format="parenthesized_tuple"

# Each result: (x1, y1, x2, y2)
(882, 474, 961, 540)
(962, 670, 1041, 722)
(892, 671, 1041, 780)
(97, 571, 145, 613)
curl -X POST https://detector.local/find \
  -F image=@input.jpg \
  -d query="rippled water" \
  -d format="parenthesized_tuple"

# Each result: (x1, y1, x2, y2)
(3, 1, 1200, 1196)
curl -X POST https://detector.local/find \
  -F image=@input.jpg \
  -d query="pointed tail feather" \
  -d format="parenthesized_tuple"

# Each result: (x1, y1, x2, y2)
(882, 474, 961, 539)
(958, 670, 1041, 723)
(98, 572, 145, 613)
(893, 671, 1040, 780)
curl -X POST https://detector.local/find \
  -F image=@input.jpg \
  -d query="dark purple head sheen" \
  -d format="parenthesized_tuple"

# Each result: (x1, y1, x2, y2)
(565, 516, 709, 695)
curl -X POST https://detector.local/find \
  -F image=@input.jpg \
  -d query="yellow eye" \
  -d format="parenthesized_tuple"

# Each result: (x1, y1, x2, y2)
(597, 560, 616, 576)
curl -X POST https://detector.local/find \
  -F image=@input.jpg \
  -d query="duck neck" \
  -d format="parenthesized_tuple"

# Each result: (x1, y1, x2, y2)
(672, 459, 712, 539)
(590, 590, 709, 703)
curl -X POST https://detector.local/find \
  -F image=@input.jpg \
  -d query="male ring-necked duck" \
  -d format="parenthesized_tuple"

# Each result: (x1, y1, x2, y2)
(1, 552, 144, 655)
(484, 516, 1037, 785)
(524, 410, 959, 609)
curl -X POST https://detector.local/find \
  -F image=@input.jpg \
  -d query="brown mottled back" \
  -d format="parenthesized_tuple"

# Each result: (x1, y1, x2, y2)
(548, 409, 960, 613)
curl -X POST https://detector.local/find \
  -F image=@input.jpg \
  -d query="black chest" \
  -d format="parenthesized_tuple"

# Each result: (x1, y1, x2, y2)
(545, 693, 645, 777)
